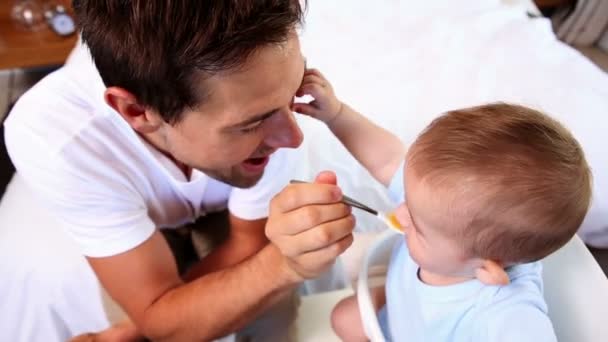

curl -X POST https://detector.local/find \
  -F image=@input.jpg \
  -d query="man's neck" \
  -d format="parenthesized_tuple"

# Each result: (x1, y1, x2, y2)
(139, 131, 192, 180)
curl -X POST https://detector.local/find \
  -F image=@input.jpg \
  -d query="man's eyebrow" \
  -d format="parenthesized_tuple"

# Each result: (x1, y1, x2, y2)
(228, 57, 307, 130)
(229, 110, 278, 129)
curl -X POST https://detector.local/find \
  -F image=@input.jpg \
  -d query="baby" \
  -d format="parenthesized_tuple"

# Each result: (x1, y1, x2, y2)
(293, 69, 592, 341)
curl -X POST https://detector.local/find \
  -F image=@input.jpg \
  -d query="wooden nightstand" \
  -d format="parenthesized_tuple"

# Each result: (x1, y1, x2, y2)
(534, 0, 574, 8)
(0, 0, 77, 70)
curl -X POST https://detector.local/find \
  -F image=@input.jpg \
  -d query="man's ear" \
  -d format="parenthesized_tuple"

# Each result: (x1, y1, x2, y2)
(104, 87, 163, 133)
(475, 259, 510, 286)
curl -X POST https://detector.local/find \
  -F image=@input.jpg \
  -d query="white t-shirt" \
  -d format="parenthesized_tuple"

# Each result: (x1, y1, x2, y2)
(4, 45, 295, 257)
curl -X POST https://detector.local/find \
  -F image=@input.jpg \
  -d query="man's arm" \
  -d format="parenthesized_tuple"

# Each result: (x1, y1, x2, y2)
(184, 215, 269, 281)
(88, 175, 354, 341)
(89, 231, 292, 341)
(293, 69, 406, 186)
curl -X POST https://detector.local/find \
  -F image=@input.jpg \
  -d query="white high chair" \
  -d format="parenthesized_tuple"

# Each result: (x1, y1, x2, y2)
(298, 229, 608, 342)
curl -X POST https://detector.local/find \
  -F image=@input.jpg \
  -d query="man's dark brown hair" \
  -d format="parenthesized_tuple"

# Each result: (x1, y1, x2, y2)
(73, 0, 305, 123)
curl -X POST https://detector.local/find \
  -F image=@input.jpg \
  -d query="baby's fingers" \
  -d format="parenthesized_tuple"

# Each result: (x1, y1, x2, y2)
(296, 83, 324, 99)
(292, 102, 319, 116)
(301, 74, 325, 87)
(305, 68, 326, 79)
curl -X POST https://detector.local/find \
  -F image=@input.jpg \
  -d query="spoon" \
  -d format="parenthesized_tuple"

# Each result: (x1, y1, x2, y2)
(289, 180, 403, 234)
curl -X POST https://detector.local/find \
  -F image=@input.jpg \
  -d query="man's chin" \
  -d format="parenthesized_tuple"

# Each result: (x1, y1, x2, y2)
(202, 168, 264, 189)
(225, 174, 264, 189)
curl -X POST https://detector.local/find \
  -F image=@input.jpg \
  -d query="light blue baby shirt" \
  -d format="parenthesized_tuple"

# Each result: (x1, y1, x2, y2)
(383, 162, 557, 342)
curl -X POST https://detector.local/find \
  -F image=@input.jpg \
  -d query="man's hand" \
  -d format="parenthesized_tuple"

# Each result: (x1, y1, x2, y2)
(293, 69, 344, 125)
(69, 319, 142, 342)
(266, 171, 355, 282)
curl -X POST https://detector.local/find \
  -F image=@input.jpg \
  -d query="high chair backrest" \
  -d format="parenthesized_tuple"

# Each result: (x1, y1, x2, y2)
(356, 231, 608, 342)
(357, 229, 401, 342)
(541, 236, 608, 341)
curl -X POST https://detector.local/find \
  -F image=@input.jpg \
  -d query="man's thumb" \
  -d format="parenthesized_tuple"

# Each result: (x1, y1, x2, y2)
(314, 171, 337, 185)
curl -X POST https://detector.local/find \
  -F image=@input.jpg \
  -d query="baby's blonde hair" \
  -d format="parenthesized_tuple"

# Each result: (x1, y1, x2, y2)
(407, 103, 592, 263)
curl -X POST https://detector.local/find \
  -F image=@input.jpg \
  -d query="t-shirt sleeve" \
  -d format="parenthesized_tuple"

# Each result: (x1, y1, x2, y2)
(482, 305, 557, 342)
(228, 149, 295, 220)
(387, 160, 406, 203)
(5, 121, 155, 258)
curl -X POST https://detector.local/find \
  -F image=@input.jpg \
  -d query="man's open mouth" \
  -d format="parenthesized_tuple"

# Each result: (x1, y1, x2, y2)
(244, 157, 268, 166)
(241, 155, 271, 173)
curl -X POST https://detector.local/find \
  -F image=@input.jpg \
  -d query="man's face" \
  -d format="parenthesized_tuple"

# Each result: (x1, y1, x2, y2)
(158, 34, 305, 188)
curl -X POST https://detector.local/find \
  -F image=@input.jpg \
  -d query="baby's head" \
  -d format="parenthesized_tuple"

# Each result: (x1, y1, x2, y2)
(395, 103, 592, 285)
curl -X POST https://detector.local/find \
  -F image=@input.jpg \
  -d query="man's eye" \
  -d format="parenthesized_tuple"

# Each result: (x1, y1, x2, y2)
(241, 122, 263, 134)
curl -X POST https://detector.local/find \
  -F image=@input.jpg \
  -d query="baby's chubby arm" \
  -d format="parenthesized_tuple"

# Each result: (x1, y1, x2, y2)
(293, 69, 406, 186)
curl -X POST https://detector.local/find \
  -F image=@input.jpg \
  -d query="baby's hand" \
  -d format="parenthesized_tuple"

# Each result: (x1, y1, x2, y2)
(293, 69, 343, 124)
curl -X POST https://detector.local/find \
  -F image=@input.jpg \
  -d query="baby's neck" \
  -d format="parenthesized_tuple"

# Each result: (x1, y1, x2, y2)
(418, 268, 475, 286)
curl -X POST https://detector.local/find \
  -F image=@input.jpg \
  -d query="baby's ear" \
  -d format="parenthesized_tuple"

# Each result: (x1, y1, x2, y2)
(475, 260, 510, 286)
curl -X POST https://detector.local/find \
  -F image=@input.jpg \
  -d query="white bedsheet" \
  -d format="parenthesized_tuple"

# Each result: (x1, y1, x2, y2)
(293, 0, 608, 246)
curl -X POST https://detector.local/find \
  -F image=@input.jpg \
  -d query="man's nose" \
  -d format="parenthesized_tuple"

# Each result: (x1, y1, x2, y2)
(264, 109, 304, 149)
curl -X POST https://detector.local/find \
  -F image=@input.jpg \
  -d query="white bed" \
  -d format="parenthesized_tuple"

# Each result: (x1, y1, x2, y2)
(293, 0, 608, 247)
(1, 0, 607, 341)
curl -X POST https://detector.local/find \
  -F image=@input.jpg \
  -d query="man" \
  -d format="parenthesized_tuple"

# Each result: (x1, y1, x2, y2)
(3, 1, 355, 341)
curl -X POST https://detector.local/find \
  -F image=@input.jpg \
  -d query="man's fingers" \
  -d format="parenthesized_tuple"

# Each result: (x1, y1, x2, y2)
(282, 203, 352, 235)
(271, 182, 342, 213)
(290, 233, 354, 271)
(314, 171, 337, 185)
(283, 214, 356, 256)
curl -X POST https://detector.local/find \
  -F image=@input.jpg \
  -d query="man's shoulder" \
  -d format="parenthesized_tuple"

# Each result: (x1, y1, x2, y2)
(6, 69, 102, 145)
(5, 66, 117, 163)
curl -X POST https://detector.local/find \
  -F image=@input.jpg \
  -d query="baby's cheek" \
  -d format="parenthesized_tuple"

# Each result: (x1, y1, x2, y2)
(406, 239, 423, 266)
(402, 219, 414, 236)
(394, 204, 410, 227)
